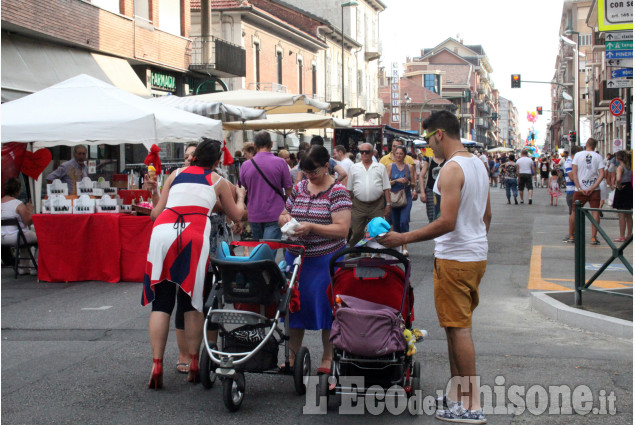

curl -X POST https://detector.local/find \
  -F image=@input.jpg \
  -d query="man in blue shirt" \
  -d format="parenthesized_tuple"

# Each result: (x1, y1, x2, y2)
(46, 145, 88, 195)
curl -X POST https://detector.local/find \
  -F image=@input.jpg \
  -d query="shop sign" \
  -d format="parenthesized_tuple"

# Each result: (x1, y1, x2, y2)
(151, 71, 177, 91)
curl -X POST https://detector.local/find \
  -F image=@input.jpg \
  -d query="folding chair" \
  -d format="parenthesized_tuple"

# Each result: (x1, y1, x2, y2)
(1, 218, 38, 278)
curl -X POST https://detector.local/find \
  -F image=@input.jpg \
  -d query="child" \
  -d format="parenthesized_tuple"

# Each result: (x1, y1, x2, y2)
(548, 169, 561, 206)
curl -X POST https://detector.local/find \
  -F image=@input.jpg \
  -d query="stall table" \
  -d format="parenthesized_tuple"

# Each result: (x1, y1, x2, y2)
(32, 213, 152, 283)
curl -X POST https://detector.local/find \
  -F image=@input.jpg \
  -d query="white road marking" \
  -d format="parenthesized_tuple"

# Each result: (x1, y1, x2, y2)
(81, 306, 113, 311)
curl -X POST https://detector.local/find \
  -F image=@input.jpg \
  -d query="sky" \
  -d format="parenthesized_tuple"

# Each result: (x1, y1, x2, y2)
(379, 0, 565, 145)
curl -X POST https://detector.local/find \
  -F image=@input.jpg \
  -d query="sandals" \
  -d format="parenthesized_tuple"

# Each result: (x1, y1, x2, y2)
(613, 237, 627, 243)
(176, 362, 189, 374)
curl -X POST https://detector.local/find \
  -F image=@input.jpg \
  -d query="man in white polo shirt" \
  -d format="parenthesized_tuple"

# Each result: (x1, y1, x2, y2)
(516, 149, 535, 204)
(347, 142, 391, 246)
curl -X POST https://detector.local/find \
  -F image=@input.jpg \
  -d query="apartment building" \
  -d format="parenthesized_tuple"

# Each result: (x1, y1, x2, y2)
(498, 96, 522, 149)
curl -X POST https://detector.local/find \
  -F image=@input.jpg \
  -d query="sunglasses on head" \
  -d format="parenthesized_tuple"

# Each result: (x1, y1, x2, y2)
(359, 150, 372, 154)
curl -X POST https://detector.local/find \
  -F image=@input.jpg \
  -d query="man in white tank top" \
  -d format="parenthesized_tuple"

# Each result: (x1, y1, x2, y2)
(380, 111, 491, 423)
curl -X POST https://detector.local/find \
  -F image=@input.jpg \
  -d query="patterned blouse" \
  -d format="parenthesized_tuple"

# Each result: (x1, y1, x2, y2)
(503, 162, 518, 179)
(286, 179, 352, 257)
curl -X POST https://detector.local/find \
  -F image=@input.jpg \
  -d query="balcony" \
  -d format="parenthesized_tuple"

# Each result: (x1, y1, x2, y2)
(247, 82, 287, 93)
(365, 98, 384, 120)
(189, 36, 246, 78)
(364, 39, 382, 61)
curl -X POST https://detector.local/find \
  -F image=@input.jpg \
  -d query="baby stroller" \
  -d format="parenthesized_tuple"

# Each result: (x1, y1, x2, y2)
(319, 246, 419, 404)
(199, 240, 309, 412)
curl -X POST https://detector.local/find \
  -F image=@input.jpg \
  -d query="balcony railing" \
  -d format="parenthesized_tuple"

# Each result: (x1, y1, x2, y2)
(189, 36, 246, 78)
(247, 82, 287, 93)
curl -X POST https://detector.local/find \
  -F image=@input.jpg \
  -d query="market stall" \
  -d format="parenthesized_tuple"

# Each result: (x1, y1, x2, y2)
(188, 89, 331, 114)
(1, 74, 223, 282)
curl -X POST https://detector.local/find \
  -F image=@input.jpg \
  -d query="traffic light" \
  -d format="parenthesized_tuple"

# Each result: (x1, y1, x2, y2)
(569, 131, 576, 144)
(511, 74, 521, 88)
(492, 112, 498, 120)
(463, 89, 471, 103)
(537, 106, 543, 115)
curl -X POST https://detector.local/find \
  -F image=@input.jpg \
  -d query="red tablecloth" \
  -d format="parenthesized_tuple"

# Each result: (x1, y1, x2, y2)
(32, 213, 152, 283)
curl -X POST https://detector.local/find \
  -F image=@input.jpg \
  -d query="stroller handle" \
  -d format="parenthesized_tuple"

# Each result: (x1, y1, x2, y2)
(329, 246, 410, 277)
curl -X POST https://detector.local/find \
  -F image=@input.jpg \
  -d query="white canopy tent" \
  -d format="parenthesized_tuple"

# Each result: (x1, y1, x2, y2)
(1, 74, 223, 211)
(188, 89, 331, 114)
(1, 74, 223, 147)
(149, 95, 266, 121)
(222, 113, 351, 131)
(487, 147, 514, 153)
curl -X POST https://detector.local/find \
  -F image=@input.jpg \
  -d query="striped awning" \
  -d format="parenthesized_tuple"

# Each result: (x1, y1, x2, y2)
(149, 95, 266, 121)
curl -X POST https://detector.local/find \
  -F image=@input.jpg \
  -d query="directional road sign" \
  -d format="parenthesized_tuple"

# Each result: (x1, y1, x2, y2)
(606, 50, 633, 59)
(607, 58, 633, 67)
(607, 79, 633, 88)
(606, 40, 633, 50)
(611, 68, 634, 79)
(610, 98, 624, 117)
(605, 31, 634, 41)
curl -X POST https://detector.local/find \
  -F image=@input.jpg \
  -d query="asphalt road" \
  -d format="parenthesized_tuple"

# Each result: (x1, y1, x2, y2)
(2, 185, 632, 424)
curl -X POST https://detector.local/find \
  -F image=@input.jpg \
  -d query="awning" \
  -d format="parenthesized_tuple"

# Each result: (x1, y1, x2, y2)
(1, 33, 150, 102)
(222, 113, 351, 131)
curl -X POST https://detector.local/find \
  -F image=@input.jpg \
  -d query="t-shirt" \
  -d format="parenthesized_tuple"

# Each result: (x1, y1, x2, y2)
(572, 150, 605, 191)
(516, 156, 534, 174)
(564, 158, 575, 194)
(380, 153, 414, 168)
(338, 157, 354, 174)
(239, 151, 293, 222)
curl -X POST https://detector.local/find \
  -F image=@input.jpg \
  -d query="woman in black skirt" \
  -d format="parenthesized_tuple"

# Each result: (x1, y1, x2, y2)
(612, 150, 632, 243)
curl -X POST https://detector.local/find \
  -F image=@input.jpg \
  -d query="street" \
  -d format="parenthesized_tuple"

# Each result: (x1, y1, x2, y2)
(2, 186, 632, 425)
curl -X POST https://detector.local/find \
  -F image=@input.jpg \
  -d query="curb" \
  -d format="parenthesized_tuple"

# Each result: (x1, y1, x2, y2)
(530, 291, 633, 339)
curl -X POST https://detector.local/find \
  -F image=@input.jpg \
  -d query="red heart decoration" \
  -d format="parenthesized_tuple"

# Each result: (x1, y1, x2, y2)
(21, 149, 52, 179)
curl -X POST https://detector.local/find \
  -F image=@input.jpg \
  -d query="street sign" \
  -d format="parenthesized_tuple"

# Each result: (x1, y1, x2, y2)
(598, 0, 634, 32)
(606, 50, 633, 59)
(606, 40, 633, 50)
(605, 31, 634, 41)
(613, 138, 624, 152)
(607, 79, 633, 88)
(610, 68, 634, 79)
(607, 58, 634, 67)
(610, 98, 624, 116)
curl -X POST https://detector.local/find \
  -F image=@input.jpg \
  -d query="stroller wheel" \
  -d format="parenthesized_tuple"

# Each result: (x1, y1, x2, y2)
(222, 372, 245, 412)
(317, 373, 330, 408)
(199, 343, 218, 389)
(294, 346, 311, 395)
(410, 361, 421, 395)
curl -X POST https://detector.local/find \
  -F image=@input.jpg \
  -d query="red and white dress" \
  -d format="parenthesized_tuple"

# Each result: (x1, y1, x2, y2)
(141, 166, 219, 311)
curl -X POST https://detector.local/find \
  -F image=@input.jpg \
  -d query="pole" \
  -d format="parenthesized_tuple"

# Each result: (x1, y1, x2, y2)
(574, 35, 580, 141)
(341, 5, 345, 120)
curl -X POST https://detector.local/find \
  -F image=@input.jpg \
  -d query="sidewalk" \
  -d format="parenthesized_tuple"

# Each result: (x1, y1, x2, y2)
(521, 185, 633, 338)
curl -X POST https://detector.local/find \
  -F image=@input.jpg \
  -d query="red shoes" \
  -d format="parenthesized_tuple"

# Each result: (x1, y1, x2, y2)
(187, 354, 200, 384)
(148, 358, 163, 390)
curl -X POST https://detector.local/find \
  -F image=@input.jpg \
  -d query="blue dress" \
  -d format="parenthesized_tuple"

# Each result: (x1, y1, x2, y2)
(390, 163, 413, 233)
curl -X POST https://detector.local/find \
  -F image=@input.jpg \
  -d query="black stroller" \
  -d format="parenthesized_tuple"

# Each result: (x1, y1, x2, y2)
(319, 246, 419, 405)
(199, 240, 309, 412)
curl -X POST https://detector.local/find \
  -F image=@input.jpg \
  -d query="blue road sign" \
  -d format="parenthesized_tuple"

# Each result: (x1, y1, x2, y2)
(611, 68, 633, 78)
(606, 50, 633, 59)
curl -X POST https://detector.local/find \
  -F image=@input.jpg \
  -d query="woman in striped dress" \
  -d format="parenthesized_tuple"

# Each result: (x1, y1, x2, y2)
(278, 145, 352, 374)
(142, 139, 246, 389)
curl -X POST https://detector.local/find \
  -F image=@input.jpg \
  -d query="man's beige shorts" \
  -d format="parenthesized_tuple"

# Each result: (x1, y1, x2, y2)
(433, 258, 487, 328)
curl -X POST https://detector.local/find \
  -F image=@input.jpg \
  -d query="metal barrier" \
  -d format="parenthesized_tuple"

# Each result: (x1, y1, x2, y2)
(573, 201, 633, 305)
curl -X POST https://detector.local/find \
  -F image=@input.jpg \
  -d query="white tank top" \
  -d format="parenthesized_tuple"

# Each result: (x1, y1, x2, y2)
(433, 156, 489, 262)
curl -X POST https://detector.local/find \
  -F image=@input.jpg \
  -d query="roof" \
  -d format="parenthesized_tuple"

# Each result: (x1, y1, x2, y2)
(191, 0, 248, 11)
(379, 78, 452, 105)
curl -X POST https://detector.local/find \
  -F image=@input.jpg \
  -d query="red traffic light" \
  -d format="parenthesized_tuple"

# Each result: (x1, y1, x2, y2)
(511, 74, 521, 88)
(537, 106, 543, 115)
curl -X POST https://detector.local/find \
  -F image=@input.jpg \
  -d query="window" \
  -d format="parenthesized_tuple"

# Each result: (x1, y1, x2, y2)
(298, 58, 303, 94)
(276, 51, 283, 85)
(254, 42, 261, 85)
(91, 0, 120, 14)
(134, 0, 150, 20)
(158, 0, 182, 36)
(424, 74, 439, 94)
(312, 64, 317, 96)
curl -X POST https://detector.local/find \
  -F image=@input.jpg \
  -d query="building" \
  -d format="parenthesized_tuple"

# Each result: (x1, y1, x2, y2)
(498, 96, 521, 148)
(280, 0, 386, 125)
(2, 0, 205, 167)
(549, 0, 597, 152)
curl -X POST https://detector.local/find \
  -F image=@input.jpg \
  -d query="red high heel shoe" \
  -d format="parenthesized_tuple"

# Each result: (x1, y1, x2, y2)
(148, 358, 163, 390)
(187, 354, 200, 384)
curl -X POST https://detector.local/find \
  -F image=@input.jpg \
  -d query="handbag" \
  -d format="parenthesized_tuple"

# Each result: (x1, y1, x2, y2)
(390, 189, 407, 208)
(390, 163, 408, 208)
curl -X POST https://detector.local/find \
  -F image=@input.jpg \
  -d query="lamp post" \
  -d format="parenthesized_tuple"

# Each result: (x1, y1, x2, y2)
(562, 31, 582, 143)
(341, 1, 358, 120)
